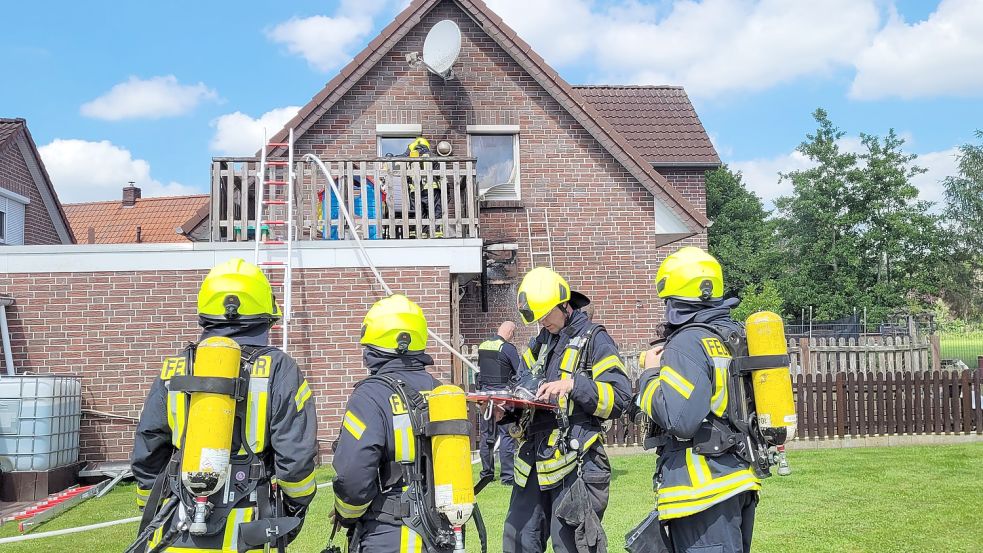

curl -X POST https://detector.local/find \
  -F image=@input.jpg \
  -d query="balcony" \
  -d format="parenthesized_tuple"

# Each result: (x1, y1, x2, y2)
(208, 156, 481, 242)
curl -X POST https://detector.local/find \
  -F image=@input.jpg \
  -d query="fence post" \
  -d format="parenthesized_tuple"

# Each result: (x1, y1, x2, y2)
(930, 334, 942, 371)
(800, 338, 812, 375)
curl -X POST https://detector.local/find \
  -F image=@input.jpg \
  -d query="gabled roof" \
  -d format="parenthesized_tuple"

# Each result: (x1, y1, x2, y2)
(64, 194, 209, 244)
(0, 118, 75, 244)
(575, 86, 720, 167)
(269, 0, 709, 229)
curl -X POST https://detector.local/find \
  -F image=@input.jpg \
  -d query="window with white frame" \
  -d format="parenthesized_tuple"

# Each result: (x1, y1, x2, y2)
(0, 192, 28, 245)
(469, 128, 519, 201)
(377, 136, 416, 157)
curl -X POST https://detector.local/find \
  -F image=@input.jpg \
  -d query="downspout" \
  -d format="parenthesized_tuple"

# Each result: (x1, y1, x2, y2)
(0, 296, 14, 376)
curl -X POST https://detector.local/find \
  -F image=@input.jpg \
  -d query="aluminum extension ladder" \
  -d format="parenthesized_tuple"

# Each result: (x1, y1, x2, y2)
(525, 208, 554, 269)
(254, 128, 295, 351)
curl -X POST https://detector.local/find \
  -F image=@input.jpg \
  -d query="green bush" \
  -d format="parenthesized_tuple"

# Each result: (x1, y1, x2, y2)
(732, 280, 785, 323)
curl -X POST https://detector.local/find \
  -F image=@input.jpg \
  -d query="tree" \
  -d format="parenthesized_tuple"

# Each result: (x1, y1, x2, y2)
(774, 109, 864, 319)
(941, 131, 983, 320)
(732, 280, 784, 323)
(705, 166, 781, 298)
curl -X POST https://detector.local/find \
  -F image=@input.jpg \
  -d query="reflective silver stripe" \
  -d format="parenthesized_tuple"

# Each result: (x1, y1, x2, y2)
(594, 381, 614, 418)
(393, 413, 415, 462)
(242, 376, 270, 454)
(710, 360, 729, 417)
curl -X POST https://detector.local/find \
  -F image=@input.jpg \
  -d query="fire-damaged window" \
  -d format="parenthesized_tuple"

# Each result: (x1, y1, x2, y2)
(469, 132, 520, 201)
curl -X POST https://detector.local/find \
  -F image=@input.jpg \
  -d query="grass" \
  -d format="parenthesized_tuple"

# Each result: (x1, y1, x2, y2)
(1, 443, 981, 552)
(940, 331, 983, 367)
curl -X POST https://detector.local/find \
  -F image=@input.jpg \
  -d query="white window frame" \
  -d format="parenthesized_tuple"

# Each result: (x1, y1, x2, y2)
(0, 208, 5, 244)
(0, 188, 29, 246)
(376, 124, 422, 157)
(467, 125, 521, 201)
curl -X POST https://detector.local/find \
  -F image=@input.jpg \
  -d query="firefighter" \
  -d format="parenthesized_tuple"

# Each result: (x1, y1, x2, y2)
(502, 267, 632, 553)
(637, 247, 760, 553)
(331, 294, 443, 552)
(477, 321, 521, 485)
(130, 258, 317, 552)
(403, 136, 443, 238)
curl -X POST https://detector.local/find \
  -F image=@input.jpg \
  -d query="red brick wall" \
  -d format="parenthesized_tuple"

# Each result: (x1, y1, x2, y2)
(0, 266, 450, 463)
(0, 137, 65, 245)
(290, 1, 709, 351)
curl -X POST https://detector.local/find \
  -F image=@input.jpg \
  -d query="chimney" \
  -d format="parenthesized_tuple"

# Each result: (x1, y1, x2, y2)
(122, 181, 141, 207)
(87, 227, 95, 244)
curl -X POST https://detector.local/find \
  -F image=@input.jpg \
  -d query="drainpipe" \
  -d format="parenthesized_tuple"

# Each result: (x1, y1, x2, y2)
(0, 296, 14, 376)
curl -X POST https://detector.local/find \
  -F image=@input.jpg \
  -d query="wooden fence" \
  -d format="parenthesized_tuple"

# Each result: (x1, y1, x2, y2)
(787, 335, 941, 375)
(209, 156, 480, 241)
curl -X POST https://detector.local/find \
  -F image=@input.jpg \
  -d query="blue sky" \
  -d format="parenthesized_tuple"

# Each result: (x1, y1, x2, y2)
(2, 0, 981, 207)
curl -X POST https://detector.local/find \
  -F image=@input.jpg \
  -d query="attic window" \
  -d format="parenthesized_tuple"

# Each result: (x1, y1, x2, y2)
(468, 128, 520, 201)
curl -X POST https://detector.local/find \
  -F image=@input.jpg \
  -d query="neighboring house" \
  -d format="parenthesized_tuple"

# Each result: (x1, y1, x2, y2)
(64, 185, 209, 244)
(0, 118, 74, 245)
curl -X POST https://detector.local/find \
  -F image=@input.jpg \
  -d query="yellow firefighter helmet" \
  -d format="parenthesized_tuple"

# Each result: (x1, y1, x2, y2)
(361, 294, 428, 353)
(655, 247, 724, 301)
(516, 267, 590, 325)
(198, 258, 281, 322)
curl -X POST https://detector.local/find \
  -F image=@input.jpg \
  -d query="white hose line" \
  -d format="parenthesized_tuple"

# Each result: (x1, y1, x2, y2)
(303, 154, 479, 375)
(0, 516, 140, 544)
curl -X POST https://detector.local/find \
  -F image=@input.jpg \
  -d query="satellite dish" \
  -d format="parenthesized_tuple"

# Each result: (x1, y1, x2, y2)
(420, 20, 461, 79)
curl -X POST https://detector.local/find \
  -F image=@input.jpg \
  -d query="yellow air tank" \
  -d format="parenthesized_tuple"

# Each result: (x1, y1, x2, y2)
(180, 336, 241, 500)
(427, 384, 475, 552)
(745, 311, 797, 444)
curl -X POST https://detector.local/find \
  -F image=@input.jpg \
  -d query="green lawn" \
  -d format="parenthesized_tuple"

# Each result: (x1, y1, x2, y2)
(2, 443, 981, 552)
(941, 332, 983, 367)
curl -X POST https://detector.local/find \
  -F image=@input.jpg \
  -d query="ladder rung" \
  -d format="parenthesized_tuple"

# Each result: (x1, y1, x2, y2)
(266, 181, 287, 186)
(264, 200, 287, 205)
(262, 240, 286, 245)
(268, 142, 289, 147)
(269, 281, 283, 286)
(265, 220, 286, 225)
(259, 261, 286, 266)
(267, 161, 289, 166)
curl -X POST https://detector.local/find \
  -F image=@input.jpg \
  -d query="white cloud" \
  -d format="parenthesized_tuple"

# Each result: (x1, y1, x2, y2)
(729, 140, 961, 210)
(487, 0, 881, 98)
(38, 139, 200, 203)
(80, 75, 218, 121)
(850, 0, 983, 99)
(265, 0, 402, 71)
(210, 106, 301, 156)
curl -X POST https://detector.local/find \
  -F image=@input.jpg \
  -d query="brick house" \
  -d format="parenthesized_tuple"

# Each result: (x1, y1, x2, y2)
(0, 0, 717, 464)
(0, 118, 74, 246)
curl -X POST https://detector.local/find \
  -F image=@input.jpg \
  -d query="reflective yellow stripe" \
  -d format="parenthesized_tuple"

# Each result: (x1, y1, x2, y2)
(685, 448, 712, 486)
(559, 347, 580, 374)
(335, 497, 371, 519)
(222, 507, 254, 551)
(167, 390, 187, 447)
(394, 413, 415, 462)
(295, 380, 312, 412)
(660, 366, 694, 399)
(280, 472, 316, 498)
(343, 410, 366, 440)
(242, 377, 270, 453)
(591, 355, 623, 378)
(658, 469, 762, 520)
(135, 487, 150, 507)
(593, 381, 614, 418)
(710, 365, 728, 417)
(479, 339, 504, 351)
(640, 377, 660, 418)
(522, 348, 536, 368)
(401, 525, 424, 553)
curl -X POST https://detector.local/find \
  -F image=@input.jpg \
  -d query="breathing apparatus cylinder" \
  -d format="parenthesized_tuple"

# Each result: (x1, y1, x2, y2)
(427, 384, 475, 552)
(180, 336, 241, 534)
(744, 311, 797, 445)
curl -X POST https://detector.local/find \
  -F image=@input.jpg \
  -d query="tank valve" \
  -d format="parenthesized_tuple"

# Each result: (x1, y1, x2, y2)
(189, 497, 211, 535)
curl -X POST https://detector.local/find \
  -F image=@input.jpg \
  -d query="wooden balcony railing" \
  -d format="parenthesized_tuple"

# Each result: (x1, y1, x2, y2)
(209, 156, 480, 242)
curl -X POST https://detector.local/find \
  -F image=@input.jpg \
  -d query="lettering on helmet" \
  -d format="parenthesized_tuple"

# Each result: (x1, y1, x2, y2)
(389, 394, 407, 415)
(160, 357, 187, 380)
(251, 356, 272, 378)
(701, 338, 732, 359)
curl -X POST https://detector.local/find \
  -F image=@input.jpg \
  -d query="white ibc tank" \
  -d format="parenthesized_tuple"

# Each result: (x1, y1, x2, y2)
(0, 376, 82, 472)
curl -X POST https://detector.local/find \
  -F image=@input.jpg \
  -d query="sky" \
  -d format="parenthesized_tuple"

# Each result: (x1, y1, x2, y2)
(2, 0, 981, 208)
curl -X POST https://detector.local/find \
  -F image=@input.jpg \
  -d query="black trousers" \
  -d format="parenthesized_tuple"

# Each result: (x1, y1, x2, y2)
(502, 448, 610, 553)
(478, 415, 515, 482)
(666, 491, 758, 553)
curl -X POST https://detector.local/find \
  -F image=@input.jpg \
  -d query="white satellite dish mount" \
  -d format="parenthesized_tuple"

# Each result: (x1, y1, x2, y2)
(407, 19, 462, 80)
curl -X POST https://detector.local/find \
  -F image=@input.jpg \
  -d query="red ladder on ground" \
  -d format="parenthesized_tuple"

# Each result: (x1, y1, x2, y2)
(254, 129, 295, 352)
